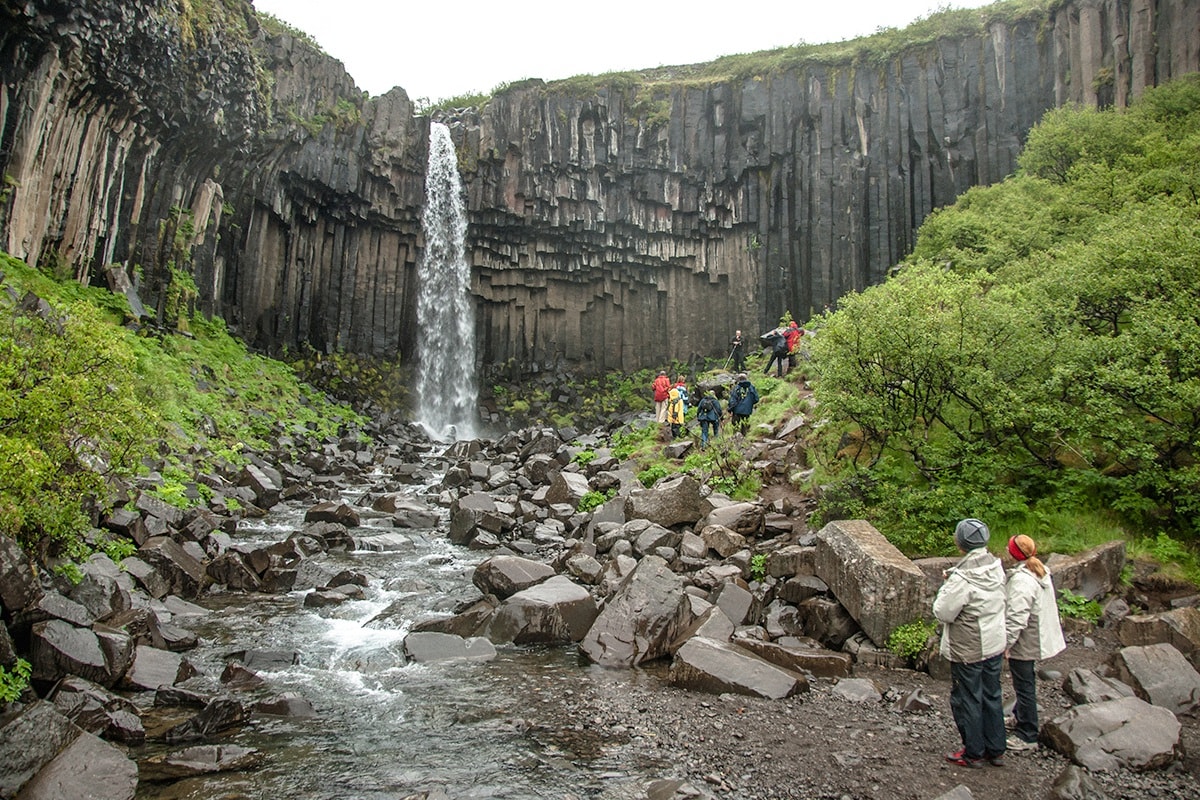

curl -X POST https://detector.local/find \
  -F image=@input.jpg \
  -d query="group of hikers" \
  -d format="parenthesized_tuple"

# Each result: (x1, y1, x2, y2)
(651, 319, 809, 445)
(652, 370, 759, 445)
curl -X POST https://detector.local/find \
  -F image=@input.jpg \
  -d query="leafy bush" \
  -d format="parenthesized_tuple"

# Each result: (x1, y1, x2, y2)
(577, 488, 615, 513)
(637, 463, 671, 489)
(749, 553, 767, 583)
(1057, 588, 1102, 624)
(0, 658, 31, 703)
(887, 619, 938, 659)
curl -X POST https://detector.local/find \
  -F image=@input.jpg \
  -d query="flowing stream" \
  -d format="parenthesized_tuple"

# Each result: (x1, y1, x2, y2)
(415, 121, 478, 441)
(130, 472, 664, 799)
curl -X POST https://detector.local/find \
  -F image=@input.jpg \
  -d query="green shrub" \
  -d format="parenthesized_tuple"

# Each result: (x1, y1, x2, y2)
(0, 658, 31, 703)
(887, 619, 938, 659)
(750, 553, 767, 582)
(637, 463, 671, 488)
(1057, 588, 1102, 624)
(577, 488, 615, 513)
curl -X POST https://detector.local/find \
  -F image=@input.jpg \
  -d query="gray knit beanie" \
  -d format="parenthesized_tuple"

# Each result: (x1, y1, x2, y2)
(954, 518, 990, 551)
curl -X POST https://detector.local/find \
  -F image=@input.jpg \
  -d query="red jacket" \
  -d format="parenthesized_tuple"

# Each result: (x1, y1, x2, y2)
(652, 375, 671, 402)
(785, 325, 803, 352)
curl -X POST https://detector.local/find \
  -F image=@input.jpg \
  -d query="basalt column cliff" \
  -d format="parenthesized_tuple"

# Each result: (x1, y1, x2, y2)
(1, 0, 1197, 376)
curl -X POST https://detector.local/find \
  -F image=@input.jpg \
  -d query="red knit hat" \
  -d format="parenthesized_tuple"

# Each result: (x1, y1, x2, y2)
(1007, 536, 1030, 561)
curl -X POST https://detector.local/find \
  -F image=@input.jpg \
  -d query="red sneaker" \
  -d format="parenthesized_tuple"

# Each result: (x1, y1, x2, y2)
(945, 748, 983, 768)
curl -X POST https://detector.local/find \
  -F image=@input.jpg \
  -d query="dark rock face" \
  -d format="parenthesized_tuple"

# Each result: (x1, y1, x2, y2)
(1, 0, 1198, 374)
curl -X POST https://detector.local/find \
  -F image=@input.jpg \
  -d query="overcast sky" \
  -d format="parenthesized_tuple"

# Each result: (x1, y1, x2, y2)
(251, 0, 999, 103)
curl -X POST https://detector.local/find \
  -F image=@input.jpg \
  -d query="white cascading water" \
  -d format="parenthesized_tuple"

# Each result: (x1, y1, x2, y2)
(415, 122, 477, 441)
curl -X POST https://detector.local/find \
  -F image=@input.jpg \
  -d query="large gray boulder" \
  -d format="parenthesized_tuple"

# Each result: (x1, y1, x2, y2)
(30, 620, 130, 688)
(733, 636, 854, 678)
(699, 524, 747, 558)
(1042, 696, 1182, 772)
(447, 492, 497, 546)
(472, 555, 555, 600)
(0, 534, 43, 614)
(483, 576, 598, 645)
(624, 474, 703, 528)
(544, 470, 590, 507)
(1117, 607, 1200, 669)
(0, 702, 82, 798)
(139, 537, 208, 598)
(12, 727, 137, 800)
(49, 675, 145, 744)
(670, 637, 809, 699)
(138, 744, 263, 782)
(1109, 643, 1200, 714)
(813, 520, 928, 648)
(579, 555, 693, 667)
(1046, 540, 1126, 601)
(697, 502, 764, 538)
(402, 631, 497, 664)
(1062, 668, 1137, 705)
(122, 644, 198, 691)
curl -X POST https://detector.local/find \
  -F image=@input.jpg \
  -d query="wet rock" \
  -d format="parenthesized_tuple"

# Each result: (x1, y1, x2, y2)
(699, 524, 745, 558)
(30, 620, 126, 687)
(139, 537, 208, 598)
(163, 696, 248, 743)
(0, 537, 42, 614)
(206, 551, 263, 591)
(1109, 642, 1200, 714)
(24, 591, 94, 628)
(580, 555, 693, 667)
(122, 644, 198, 691)
(14, 727, 137, 800)
(138, 744, 263, 781)
(794, 596, 861, 650)
(0, 701, 84, 796)
(351, 531, 415, 552)
(544, 471, 590, 507)
(237, 463, 282, 509)
(813, 520, 927, 648)
(472, 555, 554, 599)
(669, 637, 808, 699)
(253, 692, 317, 717)
(732, 637, 853, 679)
(48, 676, 145, 744)
(484, 576, 598, 645)
(118, 557, 170, 599)
(66, 555, 130, 621)
(220, 662, 265, 689)
(303, 501, 360, 527)
(448, 492, 497, 546)
(1042, 696, 1181, 771)
(698, 503, 764, 538)
(226, 649, 299, 670)
(710, 581, 754, 626)
(402, 631, 497, 663)
(96, 607, 167, 650)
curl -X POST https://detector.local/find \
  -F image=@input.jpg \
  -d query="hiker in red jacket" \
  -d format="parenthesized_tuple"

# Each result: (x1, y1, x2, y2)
(652, 371, 671, 423)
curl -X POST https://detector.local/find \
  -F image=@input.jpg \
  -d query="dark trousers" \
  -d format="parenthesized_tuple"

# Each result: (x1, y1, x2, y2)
(699, 419, 718, 445)
(732, 351, 745, 372)
(949, 654, 1006, 759)
(1009, 658, 1039, 743)
(764, 352, 785, 376)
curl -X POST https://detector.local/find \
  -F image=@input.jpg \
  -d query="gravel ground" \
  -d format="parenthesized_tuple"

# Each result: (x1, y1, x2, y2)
(523, 625, 1200, 800)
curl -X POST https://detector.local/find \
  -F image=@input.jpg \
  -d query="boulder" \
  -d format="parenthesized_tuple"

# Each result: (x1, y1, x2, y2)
(303, 501, 360, 527)
(1109, 643, 1200, 714)
(1062, 668, 1137, 705)
(580, 556, 693, 668)
(206, 552, 263, 591)
(544, 471, 590, 507)
(484, 576, 599, 645)
(1041, 696, 1181, 771)
(794, 596, 861, 650)
(778, 574, 829, 605)
(1117, 607, 1200, 669)
(1046, 540, 1126, 601)
(402, 631, 497, 663)
(30, 620, 127, 687)
(138, 744, 264, 781)
(710, 581, 754, 626)
(813, 520, 928, 648)
(698, 503, 764, 538)
(831, 677, 883, 703)
(139, 537, 208, 598)
(119, 557, 170, 599)
(67, 556, 130, 621)
(670, 637, 809, 699)
(48, 676, 145, 744)
(12, 728, 137, 800)
(699, 524, 747, 558)
(447, 492, 497, 546)
(253, 693, 318, 717)
(766, 545, 815, 579)
(733, 637, 853, 678)
(472, 555, 555, 600)
(1047, 765, 1111, 800)
(163, 697, 248, 743)
(237, 463, 282, 509)
(123, 644, 198, 691)
(0, 701, 84, 797)
(624, 474, 703, 529)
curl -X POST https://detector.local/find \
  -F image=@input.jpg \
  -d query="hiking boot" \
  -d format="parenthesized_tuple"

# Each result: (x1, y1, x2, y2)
(1006, 735, 1039, 753)
(987, 753, 1006, 767)
(945, 748, 983, 769)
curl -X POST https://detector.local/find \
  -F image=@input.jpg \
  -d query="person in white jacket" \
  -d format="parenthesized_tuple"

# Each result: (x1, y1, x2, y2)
(1003, 534, 1066, 752)
(932, 518, 1008, 768)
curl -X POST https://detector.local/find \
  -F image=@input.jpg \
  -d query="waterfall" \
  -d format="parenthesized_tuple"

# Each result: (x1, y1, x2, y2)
(415, 122, 477, 441)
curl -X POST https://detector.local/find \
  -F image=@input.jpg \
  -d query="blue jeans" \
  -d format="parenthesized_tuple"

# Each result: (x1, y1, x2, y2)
(949, 654, 1006, 759)
(1009, 658, 1039, 743)
(699, 419, 718, 445)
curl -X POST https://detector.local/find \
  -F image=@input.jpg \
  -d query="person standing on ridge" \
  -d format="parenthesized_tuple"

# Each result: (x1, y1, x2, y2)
(652, 370, 671, 424)
(729, 330, 746, 372)
(727, 373, 759, 434)
(1003, 534, 1066, 754)
(933, 518, 1008, 769)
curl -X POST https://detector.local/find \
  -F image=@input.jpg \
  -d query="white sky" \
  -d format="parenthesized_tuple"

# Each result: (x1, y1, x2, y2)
(251, 0, 998, 103)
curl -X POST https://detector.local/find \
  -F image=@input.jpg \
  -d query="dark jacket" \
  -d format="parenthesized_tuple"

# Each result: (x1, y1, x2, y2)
(728, 380, 759, 416)
(696, 395, 720, 422)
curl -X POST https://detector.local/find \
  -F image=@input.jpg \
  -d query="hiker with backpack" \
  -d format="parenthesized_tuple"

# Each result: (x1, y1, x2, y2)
(695, 390, 721, 447)
(727, 373, 759, 434)
(762, 327, 789, 378)
(666, 379, 686, 439)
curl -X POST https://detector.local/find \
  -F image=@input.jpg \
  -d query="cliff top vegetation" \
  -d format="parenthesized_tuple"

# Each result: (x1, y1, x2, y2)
(805, 75, 1200, 581)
